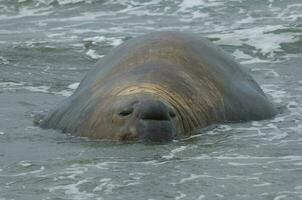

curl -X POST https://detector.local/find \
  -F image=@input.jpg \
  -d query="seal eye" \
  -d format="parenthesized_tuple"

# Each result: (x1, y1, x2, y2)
(119, 107, 134, 117)
(169, 111, 176, 118)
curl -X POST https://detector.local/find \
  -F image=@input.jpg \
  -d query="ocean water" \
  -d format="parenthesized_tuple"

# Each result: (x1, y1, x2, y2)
(0, 0, 302, 199)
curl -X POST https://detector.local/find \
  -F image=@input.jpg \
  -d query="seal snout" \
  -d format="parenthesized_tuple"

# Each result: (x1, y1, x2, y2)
(139, 100, 172, 121)
(136, 100, 176, 143)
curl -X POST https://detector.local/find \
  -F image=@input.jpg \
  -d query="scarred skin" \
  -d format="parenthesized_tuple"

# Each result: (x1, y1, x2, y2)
(38, 31, 276, 142)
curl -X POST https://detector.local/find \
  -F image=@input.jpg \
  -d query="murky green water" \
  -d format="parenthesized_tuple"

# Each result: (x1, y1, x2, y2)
(1, 0, 302, 199)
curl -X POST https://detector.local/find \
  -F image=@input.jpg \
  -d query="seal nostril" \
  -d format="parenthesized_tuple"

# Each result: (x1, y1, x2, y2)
(119, 107, 134, 116)
(140, 109, 170, 121)
(169, 111, 176, 118)
(138, 100, 173, 121)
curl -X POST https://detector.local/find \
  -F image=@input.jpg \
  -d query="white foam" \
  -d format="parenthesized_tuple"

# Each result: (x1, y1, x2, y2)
(228, 162, 261, 166)
(253, 182, 272, 187)
(93, 178, 115, 194)
(0, 6, 53, 20)
(86, 49, 104, 59)
(171, 146, 187, 154)
(293, 162, 302, 166)
(56, 0, 89, 5)
(250, 68, 280, 78)
(107, 0, 164, 17)
(197, 195, 206, 200)
(84, 36, 124, 47)
(0, 82, 54, 94)
(49, 179, 95, 199)
(176, 0, 220, 20)
(110, 38, 123, 46)
(6, 166, 45, 177)
(278, 3, 302, 21)
(287, 101, 299, 109)
(34, 0, 92, 6)
(234, 122, 289, 141)
(273, 195, 287, 200)
(212, 25, 300, 57)
(206, 125, 232, 135)
(266, 132, 288, 141)
(217, 174, 259, 181)
(175, 191, 186, 200)
(295, 185, 302, 190)
(47, 33, 66, 38)
(179, 0, 203, 8)
(179, 0, 223, 9)
(63, 165, 88, 179)
(191, 11, 209, 19)
(0, 82, 24, 87)
(0, 131, 4, 135)
(124, 182, 140, 186)
(261, 84, 286, 104)
(271, 116, 286, 123)
(53, 90, 72, 97)
(23, 86, 51, 93)
(193, 154, 302, 161)
(241, 58, 271, 65)
(179, 173, 210, 184)
(251, 121, 263, 127)
(0, 56, 9, 64)
(68, 82, 80, 90)
(54, 83, 80, 97)
(162, 146, 187, 159)
(129, 172, 146, 178)
(84, 36, 106, 43)
(237, 15, 256, 25)
(19, 160, 32, 167)
(232, 49, 253, 60)
(265, 70, 280, 78)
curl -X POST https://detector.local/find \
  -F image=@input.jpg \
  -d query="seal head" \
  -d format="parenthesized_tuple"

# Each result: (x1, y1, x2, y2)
(39, 31, 277, 143)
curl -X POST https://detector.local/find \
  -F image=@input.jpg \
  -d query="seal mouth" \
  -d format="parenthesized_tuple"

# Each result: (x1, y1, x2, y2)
(137, 119, 176, 143)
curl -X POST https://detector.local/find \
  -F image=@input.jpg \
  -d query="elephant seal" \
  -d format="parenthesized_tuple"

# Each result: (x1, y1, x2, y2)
(38, 31, 276, 142)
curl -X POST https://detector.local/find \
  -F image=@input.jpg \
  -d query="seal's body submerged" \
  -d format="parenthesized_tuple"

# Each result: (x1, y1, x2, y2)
(39, 31, 276, 142)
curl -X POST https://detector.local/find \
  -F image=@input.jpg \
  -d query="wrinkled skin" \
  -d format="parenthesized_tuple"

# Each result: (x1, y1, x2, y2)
(39, 31, 277, 142)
